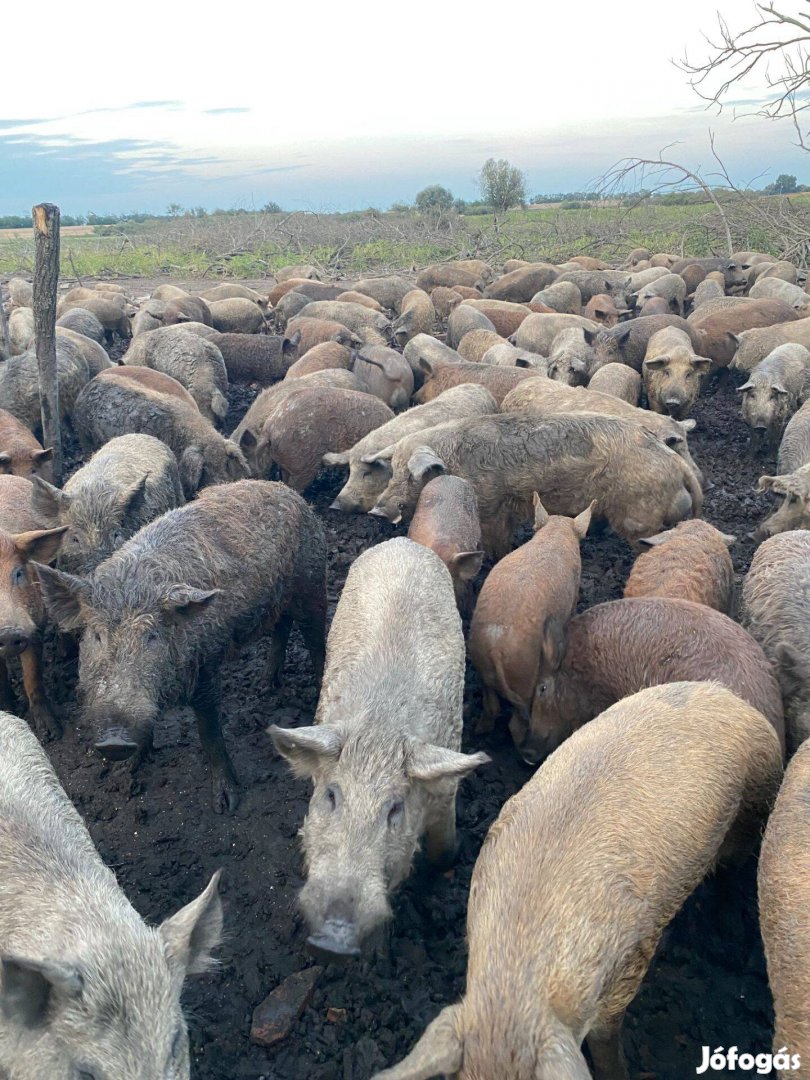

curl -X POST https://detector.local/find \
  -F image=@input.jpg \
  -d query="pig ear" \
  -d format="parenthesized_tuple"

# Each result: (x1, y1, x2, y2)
(211, 389, 229, 420)
(282, 334, 299, 355)
(31, 564, 90, 631)
(159, 870, 223, 977)
(637, 531, 672, 548)
(374, 1005, 464, 1080)
(736, 382, 754, 393)
(117, 473, 149, 515)
(691, 356, 712, 374)
(0, 954, 83, 1028)
(29, 475, 69, 520)
(573, 500, 596, 538)
(33, 447, 53, 463)
(583, 328, 598, 346)
(532, 492, 549, 530)
(772, 383, 789, 395)
(362, 445, 395, 466)
(268, 724, 344, 778)
(449, 551, 484, 581)
(644, 356, 668, 370)
(756, 475, 779, 493)
(179, 446, 205, 492)
(14, 527, 69, 565)
(239, 428, 257, 450)
(417, 355, 438, 377)
(616, 326, 632, 347)
(720, 531, 737, 545)
(322, 451, 350, 467)
(406, 742, 489, 784)
(162, 585, 221, 620)
(728, 332, 741, 347)
(678, 418, 697, 432)
(407, 447, 446, 482)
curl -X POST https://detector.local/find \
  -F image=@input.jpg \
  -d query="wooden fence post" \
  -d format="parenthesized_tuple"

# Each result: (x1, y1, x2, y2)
(32, 203, 62, 485)
(0, 281, 10, 360)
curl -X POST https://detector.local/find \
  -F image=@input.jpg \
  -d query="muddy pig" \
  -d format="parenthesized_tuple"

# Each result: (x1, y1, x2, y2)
(374, 682, 781, 1080)
(738, 343, 810, 452)
(207, 297, 265, 334)
(391, 288, 435, 344)
(583, 292, 627, 326)
(456, 329, 505, 363)
(122, 326, 229, 424)
(407, 476, 484, 614)
(525, 597, 784, 764)
(0, 711, 224, 1080)
(414, 355, 543, 405)
(31, 434, 185, 576)
(0, 340, 90, 434)
(587, 362, 641, 403)
(547, 326, 596, 384)
(469, 495, 593, 741)
(56, 305, 105, 343)
(36, 480, 326, 812)
(643, 325, 712, 418)
(691, 299, 800, 367)
(216, 332, 296, 384)
(353, 346, 414, 410)
(269, 538, 488, 958)
(285, 341, 353, 379)
(58, 295, 131, 342)
(99, 364, 199, 409)
(623, 519, 735, 614)
(759, 738, 810, 1075)
(284, 316, 362, 357)
(755, 464, 810, 540)
(743, 531, 810, 750)
(73, 375, 249, 497)
(593, 314, 707, 371)
(0, 409, 53, 481)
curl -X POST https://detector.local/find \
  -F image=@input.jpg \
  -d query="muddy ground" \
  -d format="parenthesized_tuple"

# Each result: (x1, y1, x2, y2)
(34, 345, 779, 1079)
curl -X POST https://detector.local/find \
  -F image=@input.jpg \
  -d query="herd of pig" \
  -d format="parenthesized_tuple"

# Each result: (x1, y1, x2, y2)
(0, 245, 809, 1079)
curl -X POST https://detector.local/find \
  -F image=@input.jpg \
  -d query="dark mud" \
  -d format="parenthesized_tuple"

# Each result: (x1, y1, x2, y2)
(35, 368, 778, 1080)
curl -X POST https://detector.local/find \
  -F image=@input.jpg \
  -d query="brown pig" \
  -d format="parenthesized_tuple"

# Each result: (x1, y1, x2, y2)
(587, 363, 641, 404)
(391, 289, 435, 345)
(583, 292, 627, 327)
(374, 681, 782, 1080)
(284, 316, 361, 358)
(691, 299, 800, 367)
(456, 329, 505, 363)
(469, 496, 592, 739)
(407, 476, 484, 614)
(460, 299, 532, 337)
(623, 519, 736, 614)
(284, 341, 354, 379)
(0, 410, 53, 482)
(754, 465, 810, 539)
(643, 325, 712, 418)
(430, 286, 463, 319)
(525, 597, 784, 764)
(414, 356, 543, 405)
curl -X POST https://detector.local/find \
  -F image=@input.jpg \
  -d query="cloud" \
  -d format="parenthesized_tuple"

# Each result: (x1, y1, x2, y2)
(203, 107, 251, 115)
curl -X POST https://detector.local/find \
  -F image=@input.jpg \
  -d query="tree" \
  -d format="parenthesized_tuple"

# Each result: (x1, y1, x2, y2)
(166, 203, 184, 217)
(477, 158, 526, 215)
(388, 200, 411, 213)
(261, 201, 282, 213)
(764, 172, 799, 193)
(414, 185, 454, 214)
(679, 3, 810, 149)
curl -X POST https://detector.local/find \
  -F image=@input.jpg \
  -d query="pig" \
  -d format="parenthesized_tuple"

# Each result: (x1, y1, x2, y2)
(483, 265, 558, 302)
(343, 276, 415, 313)
(402, 334, 462, 388)
(0, 710, 224, 1080)
(161, 296, 213, 328)
(461, 299, 532, 338)
(73, 375, 249, 497)
(0, 340, 90, 433)
(336, 290, 385, 310)
(151, 284, 191, 302)
(414, 356, 543, 406)
(513, 312, 599, 356)
(98, 365, 199, 410)
(453, 259, 494, 282)
(296, 300, 391, 342)
(285, 341, 353, 378)
(530, 280, 582, 314)
(407, 476, 484, 614)
(207, 296, 265, 334)
(430, 286, 463, 318)
(273, 290, 318, 328)
(267, 280, 342, 307)
(284, 316, 362, 357)
(525, 597, 784, 764)
(59, 288, 129, 312)
(31, 434, 185, 576)
(447, 304, 497, 349)
(216, 332, 296, 384)
(583, 292, 627, 326)
(593, 314, 707, 371)
(754, 465, 810, 539)
(651, 252, 680, 267)
(777, 397, 810, 473)
(391, 288, 435, 344)
(325, 383, 499, 513)
(686, 295, 751, 321)
(469, 496, 592, 736)
(638, 296, 672, 317)
(416, 263, 485, 292)
(482, 342, 549, 370)
(759, 738, 810, 1074)
(36, 480, 326, 812)
(8, 307, 34, 354)
(244, 385, 393, 488)
(554, 269, 631, 304)
(58, 296, 131, 342)
(353, 346, 414, 410)
(373, 681, 782, 1080)
(625, 245, 652, 265)
(671, 256, 748, 291)
(731, 316, 810, 372)
(0, 410, 53, 482)
(275, 262, 321, 283)
(547, 326, 596, 385)
(743, 530, 810, 749)
(738, 343, 810, 451)
(691, 299, 801, 366)
(632, 272, 687, 316)
(198, 282, 270, 309)
(56, 326, 111, 376)
(587, 362, 641, 403)
(760, 259, 799, 284)
(749, 276, 810, 313)
(643, 326, 712, 418)
(368, 412, 702, 559)
(123, 327, 229, 424)
(0, 475, 66, 739)
(7, 278, 33, 308)
(692, 276, 726, 310)
(56, 306, 105, 343)
(627, 266, 671, 291)
(269, 538, 488, 958)
(456, 329, 505, 363)
(623, 519, 736, 614)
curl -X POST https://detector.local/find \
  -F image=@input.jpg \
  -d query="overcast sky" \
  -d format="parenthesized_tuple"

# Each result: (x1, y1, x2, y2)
(2, 0, 807, 215)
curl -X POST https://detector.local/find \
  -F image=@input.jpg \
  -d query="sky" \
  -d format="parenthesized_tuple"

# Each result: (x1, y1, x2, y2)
(2, 0, 808, 215)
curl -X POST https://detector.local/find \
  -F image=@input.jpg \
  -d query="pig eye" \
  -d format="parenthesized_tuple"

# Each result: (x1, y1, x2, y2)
(75, 1069, 99, 1080)
(324, 785, 339, 811)
(387, 799, 404, 828)
(10, 565, 26, 587)
(536, 682, 548, 696)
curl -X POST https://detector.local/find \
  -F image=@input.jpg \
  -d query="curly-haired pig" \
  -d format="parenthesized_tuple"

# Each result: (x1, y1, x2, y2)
(623, 519, 735, 613)
(207, 296, 265, 334)
(285, 341, 354, 379)
(122, 326, 229, 424)
(392, 288, 435, 344)
(430, 286, 463, 319)
(456, 329, 505, 363)
(587, 362, 641, 403)
(643, 325, 712, 418)
(0, 340, 90, 434)
(243, 385, 393, 489)
(583, 292, 628, 327)
(35, 480, 326, 812)
(55, 325, 111, 377)
(407, 476, 483, 614)
(416, 263, 485, 292)
(56, 305, 105, 343)
(8, 307, 34, 355)
(161, 295, 213, 328)
(547, 326, 596, 384)
(284, 316, 362, 358)
(373, 681, 782, 1080)
(296, 300, 391, 344)
(469, 495, 592, 739)
(216, 332, 295, 384)
(353, 346, 414, 410)
(99, 364, 199, 409)
(754, 464, 810, 539)
(198, 282, 269, 309)
(0, 710, 224, 1080)
(73, 375, 249, 497)
(730, 316, 810, 373)
(512, 312, 599, 356)
(593, 314, 707, 371)
(58, 295, 131, 342)
(31, 434, 185, 576)
(554, 268, 631, 305)
(325, 383, 498, 513)
(0, 409, 53, 482)
(737, 342, 810, 452)
(368, 412, 702, 559)
(446, 303, 497, 349)
(525, 597, 784, 764)
(743, 530, 810, 749)
(414, 354, 543, 405)
(270, 537, 488, 959)
(531, 280, 582, 314)
(483, 264, 558, 302)
(345, 276, 415, 313)
(759, 738, 810, 1071)
(691, 299, 800, 367)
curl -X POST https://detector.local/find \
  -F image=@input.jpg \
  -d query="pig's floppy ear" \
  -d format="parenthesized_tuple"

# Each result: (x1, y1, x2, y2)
(29, 475, 69, 520)
(0, 954, 83, 1028)
(14, 527, 68, 565)
(162, 585, 221, 621)
(30, 564, 90, 631)
(449, 551, 484, 581)
(644, 356, 669, 370)
(268, 724, 344, 778)
(406, 741, 489, 784)
(373, 1004, 464, 1080)
(159, 870, 223, 978)
(407, 447, 446, 482)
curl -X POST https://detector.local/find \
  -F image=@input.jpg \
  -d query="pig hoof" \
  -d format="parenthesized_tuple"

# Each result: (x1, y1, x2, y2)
(31, 706, 63, 742)
(212, 774, 240, 814)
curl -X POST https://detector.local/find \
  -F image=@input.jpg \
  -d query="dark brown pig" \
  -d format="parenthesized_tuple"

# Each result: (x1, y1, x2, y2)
(407, 476, 483, 614)
(216, 333, 296, 384)
(284, 316, 362, 358)
(525, 597, 784, 763)
(98, 365, 199, 409)
(643, 326, 712, 418)
(483, 265, 558, 302)
(623, 519, 735, 613)
(352, 346, 414, 410)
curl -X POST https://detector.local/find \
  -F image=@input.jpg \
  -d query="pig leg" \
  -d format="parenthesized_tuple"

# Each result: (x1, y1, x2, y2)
(295, 613, 326, 686)
(586, 1014, 628, 1080)
(191, 663, 239, 814)
(21, 644, 62, 740)
(474, 687, 501, 734)
(266, 613, 293, 687)
(424, 791, 458, 870)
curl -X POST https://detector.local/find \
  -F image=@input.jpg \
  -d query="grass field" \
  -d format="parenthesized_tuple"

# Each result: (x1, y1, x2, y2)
(0, 197, 805, 281)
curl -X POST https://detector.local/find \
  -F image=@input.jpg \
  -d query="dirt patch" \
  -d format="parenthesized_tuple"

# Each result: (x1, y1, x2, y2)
(34, 366, 776, 1080)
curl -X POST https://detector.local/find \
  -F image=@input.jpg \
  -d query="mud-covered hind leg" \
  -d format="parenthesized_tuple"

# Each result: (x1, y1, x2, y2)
(192, 663, 239, 814)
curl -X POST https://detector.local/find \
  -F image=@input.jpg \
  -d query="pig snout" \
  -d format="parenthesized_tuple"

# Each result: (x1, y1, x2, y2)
(330, 493, 359, 513)
(95, 727, 140, 762)
(0, 626, 33, 659)
(305, 897, 363, 961)
(664, 396, 687, 418)
(300, 878, 389, 961)
(89, 706, 154, 762)
(369, 504, 401, 525)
